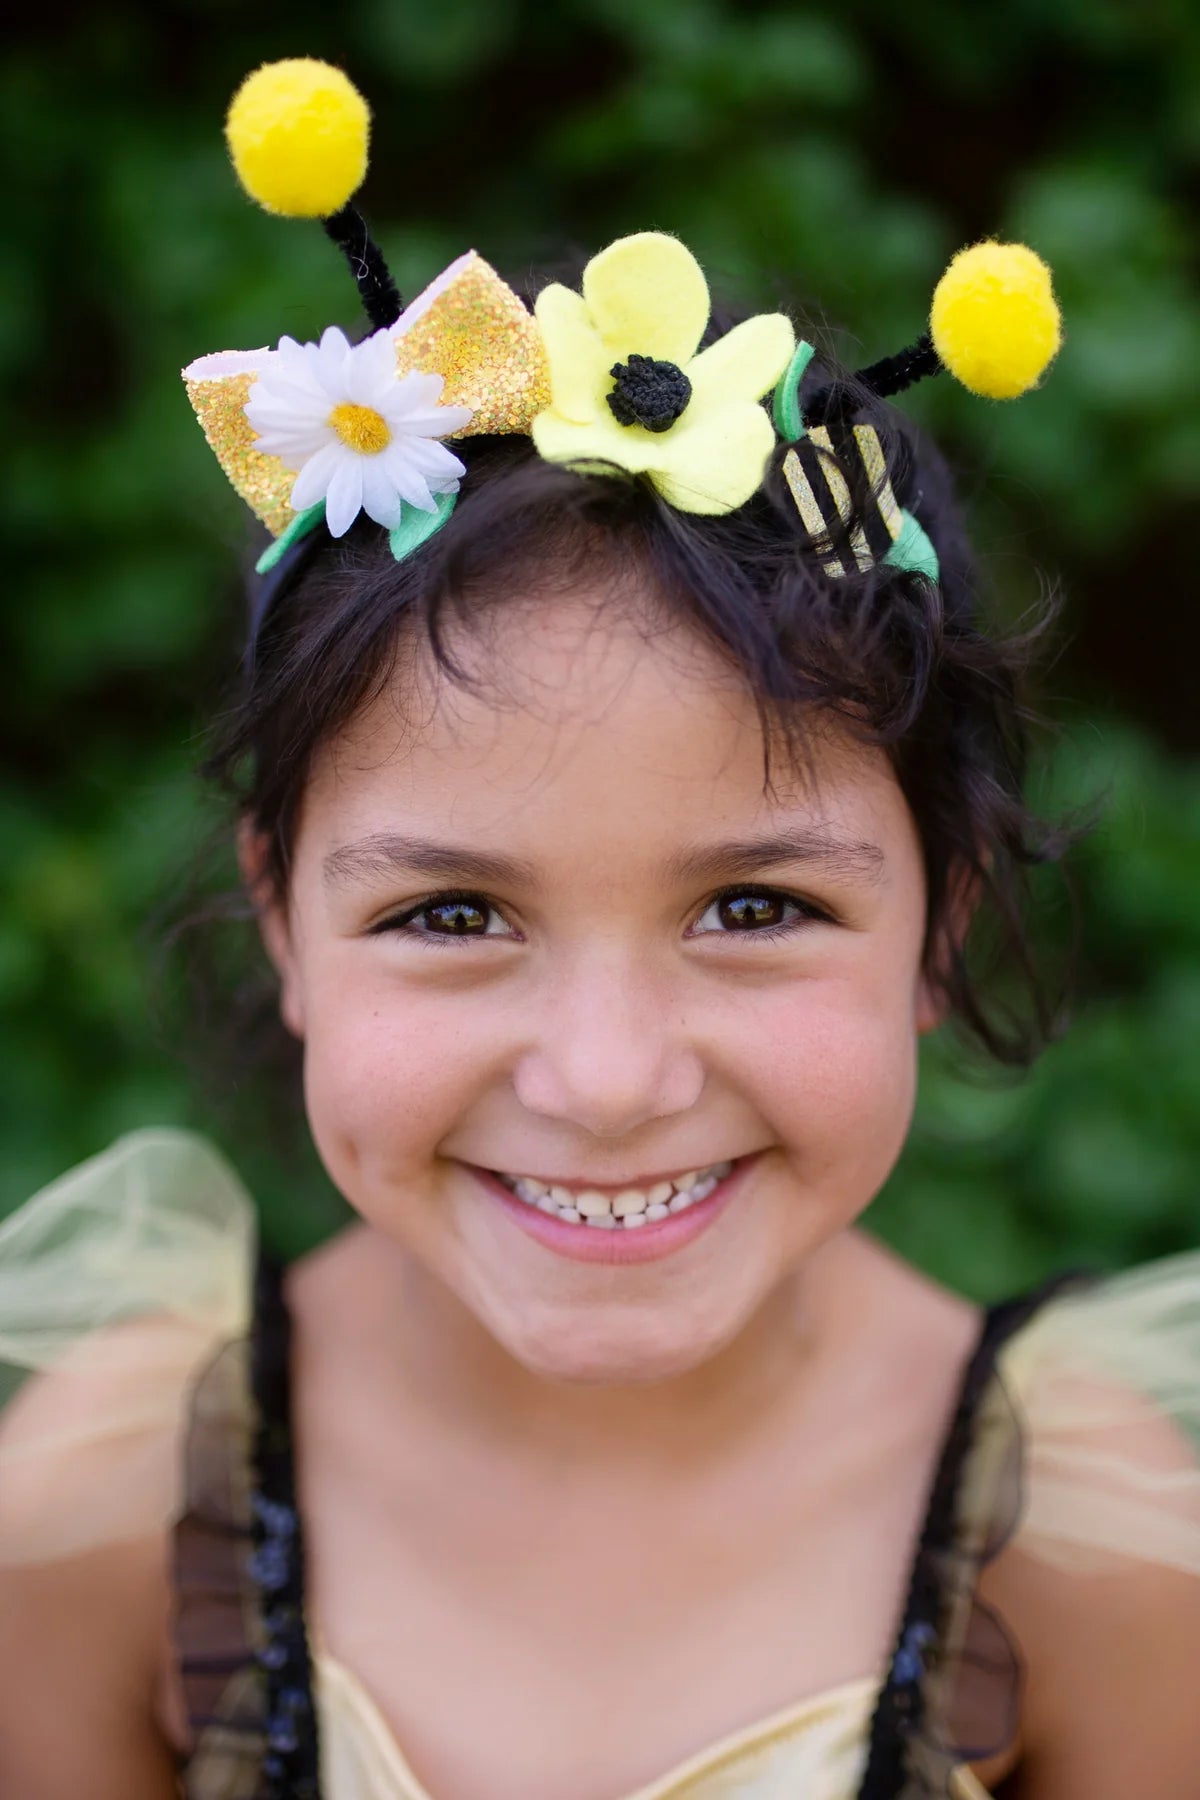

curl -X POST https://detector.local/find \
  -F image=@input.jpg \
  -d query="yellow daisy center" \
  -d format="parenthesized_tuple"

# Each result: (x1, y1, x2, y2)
(329, 402, 392, 455)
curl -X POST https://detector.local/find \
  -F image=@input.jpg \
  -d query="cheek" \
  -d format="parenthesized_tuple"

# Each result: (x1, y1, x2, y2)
(298, 963, 475, 1182)
(733, 973, 920, 1190)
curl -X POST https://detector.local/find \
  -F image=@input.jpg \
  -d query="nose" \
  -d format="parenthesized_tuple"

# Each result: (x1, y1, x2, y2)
(512, 953, 704, 1139)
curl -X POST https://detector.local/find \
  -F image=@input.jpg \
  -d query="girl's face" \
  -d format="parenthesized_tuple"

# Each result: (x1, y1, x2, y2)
(262, 586, 943, 1384)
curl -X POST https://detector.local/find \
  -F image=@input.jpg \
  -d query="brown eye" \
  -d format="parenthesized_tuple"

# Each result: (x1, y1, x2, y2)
(421, 899, 490, 934)
(717, 893, 790, 930)
(691, 888, 830, 938)
(372, 890, 515, 940)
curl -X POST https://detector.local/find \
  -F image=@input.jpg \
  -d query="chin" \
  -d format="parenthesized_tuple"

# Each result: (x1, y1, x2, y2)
(490, 1298, 740, 1387)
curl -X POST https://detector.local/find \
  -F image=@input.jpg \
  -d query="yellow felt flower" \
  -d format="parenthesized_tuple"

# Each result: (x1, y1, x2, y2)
(531, 233, 795, 516)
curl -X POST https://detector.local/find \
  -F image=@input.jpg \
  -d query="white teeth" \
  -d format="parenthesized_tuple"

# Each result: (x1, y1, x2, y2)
(498, 1159, 737, 1230)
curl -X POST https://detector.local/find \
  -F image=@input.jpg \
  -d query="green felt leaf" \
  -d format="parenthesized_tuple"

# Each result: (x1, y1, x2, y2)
(254, 502, 327, 575)
(388, 490, 458, 562)
(883, 509, 940, 582)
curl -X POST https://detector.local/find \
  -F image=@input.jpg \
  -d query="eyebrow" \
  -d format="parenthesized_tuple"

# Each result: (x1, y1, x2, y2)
(322, 828, 885, 891)
(323, 835, 539, 890)
(665, 829, 886, 885)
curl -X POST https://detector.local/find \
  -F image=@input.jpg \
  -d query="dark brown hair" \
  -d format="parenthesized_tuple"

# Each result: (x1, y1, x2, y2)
(201, 294, 1077, 1075)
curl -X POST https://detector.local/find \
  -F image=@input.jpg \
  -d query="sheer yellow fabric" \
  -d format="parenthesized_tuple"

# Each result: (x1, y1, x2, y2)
(0, 1130, 254, 1562)
(998, 1250, 1200, 1575)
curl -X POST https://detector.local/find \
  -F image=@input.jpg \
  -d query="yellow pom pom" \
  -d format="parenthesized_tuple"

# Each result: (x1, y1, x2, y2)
(225, 59, 370, 219)
(930, 241, 1062, 400)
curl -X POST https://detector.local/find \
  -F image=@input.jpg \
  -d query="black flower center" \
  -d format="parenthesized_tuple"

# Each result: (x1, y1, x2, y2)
(606, 354, 692, 433)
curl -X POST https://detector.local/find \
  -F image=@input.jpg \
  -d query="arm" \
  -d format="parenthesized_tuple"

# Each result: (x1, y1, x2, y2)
(983, 1252, 1200, 1797)
(989, 1546, 1200, 1799)
(0, 1133, 256, 1797)
(0, 1534, 182, 1800)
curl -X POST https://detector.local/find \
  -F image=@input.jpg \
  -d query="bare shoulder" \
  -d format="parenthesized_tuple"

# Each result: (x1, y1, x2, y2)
(0, 1532, 180, 1798)
(981, 1330, 1200, 1799)
(851, 1246, 1199, 1796)
(982, 1542, 1200, 1798)
(0, 1335, 192, 1797)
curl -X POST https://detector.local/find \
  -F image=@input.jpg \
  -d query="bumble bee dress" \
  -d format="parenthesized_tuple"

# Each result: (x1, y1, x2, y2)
(1, 1132, 1198, 1799)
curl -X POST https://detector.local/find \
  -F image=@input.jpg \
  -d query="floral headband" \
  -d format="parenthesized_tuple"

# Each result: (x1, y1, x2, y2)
(184, 59, 1063, 591)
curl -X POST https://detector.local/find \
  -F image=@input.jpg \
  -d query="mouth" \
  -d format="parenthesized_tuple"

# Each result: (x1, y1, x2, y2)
(494, 1158, 733, 1228)
(469, 1155, 755, 1264)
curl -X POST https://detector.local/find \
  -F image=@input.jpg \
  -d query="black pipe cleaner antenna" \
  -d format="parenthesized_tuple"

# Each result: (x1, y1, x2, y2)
(855, 332, 944, 401)
(323, 203, 403, 332)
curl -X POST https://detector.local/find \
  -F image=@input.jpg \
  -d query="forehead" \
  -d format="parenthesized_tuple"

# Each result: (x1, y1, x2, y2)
(300, 589, 913, 861)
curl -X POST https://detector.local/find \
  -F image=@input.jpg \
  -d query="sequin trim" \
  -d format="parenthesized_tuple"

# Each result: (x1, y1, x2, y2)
(250, 1251, 322, 1798)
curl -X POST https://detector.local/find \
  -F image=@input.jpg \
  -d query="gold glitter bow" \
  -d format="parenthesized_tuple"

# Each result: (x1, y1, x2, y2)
(183, 252, 550, 538)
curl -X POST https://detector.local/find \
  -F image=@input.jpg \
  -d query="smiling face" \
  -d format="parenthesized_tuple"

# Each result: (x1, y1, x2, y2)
(257, 582, 943, 1385)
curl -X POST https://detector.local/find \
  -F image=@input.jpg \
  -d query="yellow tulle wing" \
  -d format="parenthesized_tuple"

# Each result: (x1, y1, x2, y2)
(0, 1129, 255, 1564)
(998, 1250, 1200, 1576)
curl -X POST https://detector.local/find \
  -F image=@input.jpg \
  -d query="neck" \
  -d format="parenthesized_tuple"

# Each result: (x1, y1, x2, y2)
(335, 1229, 855, 1471)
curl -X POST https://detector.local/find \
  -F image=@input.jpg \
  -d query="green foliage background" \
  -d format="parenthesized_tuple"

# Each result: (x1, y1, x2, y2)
(2, 1, 1198, 1289)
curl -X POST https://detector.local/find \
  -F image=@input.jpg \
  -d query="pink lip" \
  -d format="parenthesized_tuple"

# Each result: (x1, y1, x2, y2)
(469, 1156, 755, 1265)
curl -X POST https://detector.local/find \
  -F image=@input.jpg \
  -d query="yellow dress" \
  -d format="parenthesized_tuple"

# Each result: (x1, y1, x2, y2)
(2, 1130, 1198, 1800)
(314, 1658, 987, 1798)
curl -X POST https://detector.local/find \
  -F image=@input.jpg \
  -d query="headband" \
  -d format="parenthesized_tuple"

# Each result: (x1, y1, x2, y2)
(184, 59, 1063, 596)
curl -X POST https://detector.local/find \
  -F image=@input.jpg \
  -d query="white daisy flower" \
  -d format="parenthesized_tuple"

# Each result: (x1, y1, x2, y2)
(244, 325, 474, 538)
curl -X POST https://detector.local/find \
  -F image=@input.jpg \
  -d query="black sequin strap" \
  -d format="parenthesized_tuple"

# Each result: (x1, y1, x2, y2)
(855, 1270, 1090, 1799)
(250, 1249, 322, 1799)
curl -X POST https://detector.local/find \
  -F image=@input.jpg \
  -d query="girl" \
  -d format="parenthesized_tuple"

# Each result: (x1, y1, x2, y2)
(1, 58, 1197, 1800)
